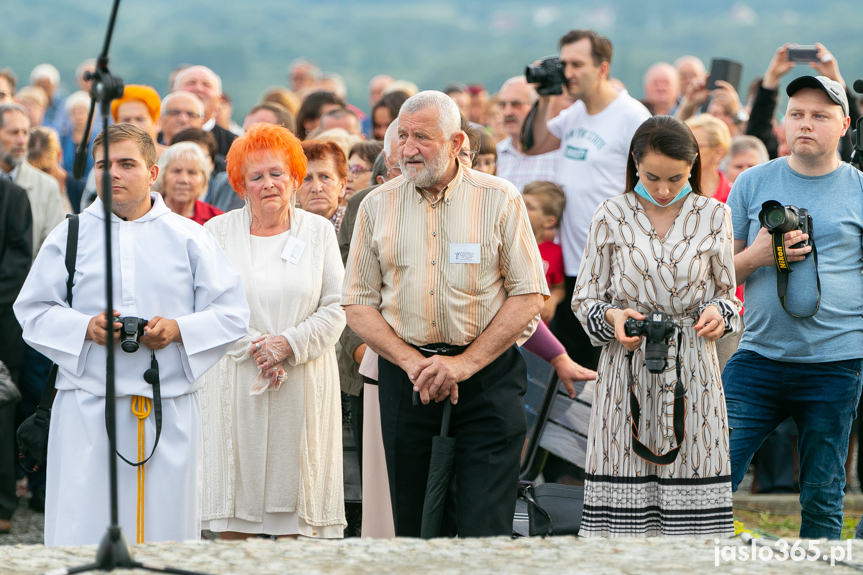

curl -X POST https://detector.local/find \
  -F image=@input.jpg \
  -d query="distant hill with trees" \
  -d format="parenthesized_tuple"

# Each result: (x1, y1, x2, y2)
(2, 0, 860, 119)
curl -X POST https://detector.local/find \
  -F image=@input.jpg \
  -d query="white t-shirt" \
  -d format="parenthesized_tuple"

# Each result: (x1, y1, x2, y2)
(548, 91, 650, 276)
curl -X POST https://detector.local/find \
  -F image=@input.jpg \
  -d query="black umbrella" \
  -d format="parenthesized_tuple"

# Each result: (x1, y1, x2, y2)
(420, 400, 455, 538)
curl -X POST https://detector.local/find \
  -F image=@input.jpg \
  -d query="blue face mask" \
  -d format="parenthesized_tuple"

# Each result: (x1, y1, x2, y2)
(634, 178, 692, 207)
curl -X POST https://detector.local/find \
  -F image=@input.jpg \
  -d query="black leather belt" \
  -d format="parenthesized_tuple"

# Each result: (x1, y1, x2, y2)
(414, 343, 469, 357)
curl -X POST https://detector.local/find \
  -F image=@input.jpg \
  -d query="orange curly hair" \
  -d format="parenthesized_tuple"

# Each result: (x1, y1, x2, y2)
(226, 123, 307, 197)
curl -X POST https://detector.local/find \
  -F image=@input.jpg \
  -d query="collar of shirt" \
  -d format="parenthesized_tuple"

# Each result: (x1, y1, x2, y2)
(4, 163, 21, 181)
(497, 137, 519, 157)
(414, 161, 464, 207)
(86, 191, 171, 223)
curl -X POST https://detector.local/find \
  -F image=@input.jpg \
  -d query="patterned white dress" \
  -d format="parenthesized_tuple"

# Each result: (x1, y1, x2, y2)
(572, 192, 741, 537)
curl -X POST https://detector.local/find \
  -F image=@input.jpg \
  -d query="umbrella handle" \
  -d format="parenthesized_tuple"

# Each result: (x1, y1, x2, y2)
(440, 401, 452, 437)
(412, 390, 454, 437)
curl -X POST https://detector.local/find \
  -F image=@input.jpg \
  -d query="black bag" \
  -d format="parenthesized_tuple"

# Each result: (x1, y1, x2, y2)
(521, 482, 584, 536)
(16, 214, 78, 472)
(0, 360, 22, 408)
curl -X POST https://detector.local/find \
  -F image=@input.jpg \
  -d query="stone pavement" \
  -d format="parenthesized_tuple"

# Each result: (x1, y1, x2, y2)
(5, 490, 863, 573)
(1, 534, 863, 575)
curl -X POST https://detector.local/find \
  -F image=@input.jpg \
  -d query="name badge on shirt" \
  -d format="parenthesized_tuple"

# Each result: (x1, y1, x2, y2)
(450, 243, 481, 264)
(282, 236, 305, 264)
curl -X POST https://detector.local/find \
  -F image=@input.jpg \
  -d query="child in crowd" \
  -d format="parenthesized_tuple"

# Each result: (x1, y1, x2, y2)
(522, 181, 565, 323)
(473, 131, 497, 175)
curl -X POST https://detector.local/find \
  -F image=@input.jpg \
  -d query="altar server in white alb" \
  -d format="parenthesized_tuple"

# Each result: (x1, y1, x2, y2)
(13, 123, 250, 547)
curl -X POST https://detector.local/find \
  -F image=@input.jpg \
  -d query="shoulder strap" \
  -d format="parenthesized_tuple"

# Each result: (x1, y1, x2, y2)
(64, 214, 78, 306)
(38, 214, 79, 410)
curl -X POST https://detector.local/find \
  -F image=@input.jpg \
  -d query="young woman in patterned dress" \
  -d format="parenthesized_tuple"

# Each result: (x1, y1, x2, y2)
(572, 115, 741, 537)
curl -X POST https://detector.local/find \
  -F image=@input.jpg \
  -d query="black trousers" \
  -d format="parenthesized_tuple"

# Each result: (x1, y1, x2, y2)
(0, 305, 24, 520)
(378, 345, 526, 537)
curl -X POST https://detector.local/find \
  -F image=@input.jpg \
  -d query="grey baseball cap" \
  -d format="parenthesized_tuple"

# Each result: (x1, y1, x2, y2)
(786, 75, 849, 117)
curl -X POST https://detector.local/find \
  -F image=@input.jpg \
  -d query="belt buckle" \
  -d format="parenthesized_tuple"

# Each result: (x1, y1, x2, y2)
(419, 344, 459, 356)
(419, 344, 444, 356)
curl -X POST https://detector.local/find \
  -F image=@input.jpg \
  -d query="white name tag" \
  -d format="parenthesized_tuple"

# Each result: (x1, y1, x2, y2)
(281, 236, 306, 264)
(449, 243, 481, 264)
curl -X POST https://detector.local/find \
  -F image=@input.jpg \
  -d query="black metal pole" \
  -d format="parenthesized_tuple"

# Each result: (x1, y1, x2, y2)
(56, 1, 213, 572)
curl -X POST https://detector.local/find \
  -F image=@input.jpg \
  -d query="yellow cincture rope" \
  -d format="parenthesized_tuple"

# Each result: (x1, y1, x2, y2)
(131, 395, 151, 544)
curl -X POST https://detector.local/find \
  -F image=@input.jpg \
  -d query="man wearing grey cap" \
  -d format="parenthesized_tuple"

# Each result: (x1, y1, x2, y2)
(724, 74, 863, 539)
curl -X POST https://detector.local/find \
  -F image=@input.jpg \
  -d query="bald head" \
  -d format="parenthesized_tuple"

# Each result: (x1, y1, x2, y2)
(369, 74, 394, 108)
(674, 55, 707, 94)
(174, 65, 222, 120)
(498, 76, 538, 143)
(643, 62, 680, 116)
(160, 90, 204, 144)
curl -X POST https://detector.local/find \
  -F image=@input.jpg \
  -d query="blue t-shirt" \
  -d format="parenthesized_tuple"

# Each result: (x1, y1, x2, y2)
(728, 158, 863, 362)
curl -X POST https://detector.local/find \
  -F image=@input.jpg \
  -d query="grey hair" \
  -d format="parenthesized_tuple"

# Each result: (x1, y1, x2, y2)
(0, 103, 29, 128)
(720, 135, 769, 172)
(161, 90, 205, 118)
(153, 141, 211, 196)
(370, 152, 387, 183)
(729, 135, 769, 163)
(76, 58, 96, 81)
(382, 120, 399, 159)
(65, 90, 91, 113)
(501, 76, 538, 104)
(399, 90, 461, 138)
(173, 65, 222, 96)
(30, 63, 60, 87)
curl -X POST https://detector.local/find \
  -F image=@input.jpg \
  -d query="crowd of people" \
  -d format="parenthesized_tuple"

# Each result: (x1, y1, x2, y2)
(0, 28, 862, 545)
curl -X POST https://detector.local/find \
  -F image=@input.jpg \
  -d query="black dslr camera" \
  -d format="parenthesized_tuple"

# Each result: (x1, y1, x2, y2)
(117, 316, 148, 353)
(624, 311, 678, 373)
(758, 200, 812, 249)
(525, 56, 565, 96)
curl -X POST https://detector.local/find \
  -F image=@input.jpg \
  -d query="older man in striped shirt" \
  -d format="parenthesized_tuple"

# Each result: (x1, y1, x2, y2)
(343, 90, 548, 537)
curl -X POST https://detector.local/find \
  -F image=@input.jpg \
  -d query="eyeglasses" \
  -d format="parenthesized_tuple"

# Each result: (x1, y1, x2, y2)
(348, 165, 371, 176)
(458, 149, 477, 163)
(163, 109, 201, 119)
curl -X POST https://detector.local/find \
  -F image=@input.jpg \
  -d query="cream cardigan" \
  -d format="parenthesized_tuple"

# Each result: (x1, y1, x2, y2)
(200, 205, 346, 531)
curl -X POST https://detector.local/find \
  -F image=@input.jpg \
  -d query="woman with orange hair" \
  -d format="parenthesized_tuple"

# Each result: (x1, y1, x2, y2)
(200, 123, 347, 538)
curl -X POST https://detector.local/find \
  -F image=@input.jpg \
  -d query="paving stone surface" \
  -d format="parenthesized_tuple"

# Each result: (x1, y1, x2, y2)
(2, 532, 863, 574)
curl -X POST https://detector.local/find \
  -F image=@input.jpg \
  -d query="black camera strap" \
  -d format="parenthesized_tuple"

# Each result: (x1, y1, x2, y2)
(35, 214, 79, 413)
(771, 232, 821, 318)
(627, 330, 686, 466)
(16, 215, 78, 473)
(107, 349, 162, 468)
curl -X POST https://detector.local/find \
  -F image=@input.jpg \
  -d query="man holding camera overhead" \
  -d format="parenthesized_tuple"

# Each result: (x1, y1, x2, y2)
(13, 123, 249, 546)
(527, 29, 650, 369)
(725, 73, 863, 539)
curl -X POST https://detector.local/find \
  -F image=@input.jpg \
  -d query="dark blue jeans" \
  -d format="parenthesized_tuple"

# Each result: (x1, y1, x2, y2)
(723, 349, 862, 539)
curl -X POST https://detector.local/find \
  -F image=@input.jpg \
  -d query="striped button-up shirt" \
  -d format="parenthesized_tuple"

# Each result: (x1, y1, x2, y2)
(495, 137, 561, 193)
(343, 164, 549, 347)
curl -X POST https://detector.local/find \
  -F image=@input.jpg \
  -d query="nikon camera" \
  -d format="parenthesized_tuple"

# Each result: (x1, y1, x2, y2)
(758, 200, 812, 249)
(624, 311, 677, 373)
(117, 316, 148, 353)
(525, 56, 565, 96)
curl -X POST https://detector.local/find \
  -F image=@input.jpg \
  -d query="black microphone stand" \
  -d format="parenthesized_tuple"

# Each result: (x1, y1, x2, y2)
(57, 1, 210, 573)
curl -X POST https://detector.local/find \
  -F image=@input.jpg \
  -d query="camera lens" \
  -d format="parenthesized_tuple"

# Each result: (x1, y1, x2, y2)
(121, 340, 139, 353)
(763, 208, 787, 229)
